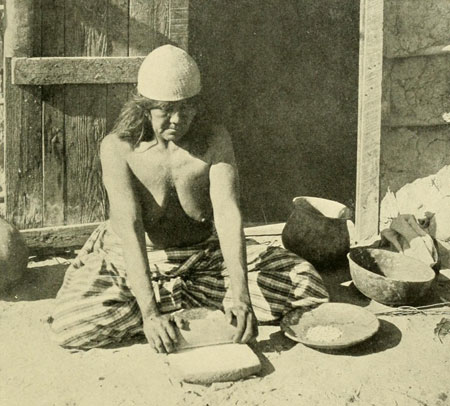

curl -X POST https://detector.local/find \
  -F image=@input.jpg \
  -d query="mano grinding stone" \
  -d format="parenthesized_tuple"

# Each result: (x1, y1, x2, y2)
(174, 308, 237, 351)
(168, 343, 262, 384)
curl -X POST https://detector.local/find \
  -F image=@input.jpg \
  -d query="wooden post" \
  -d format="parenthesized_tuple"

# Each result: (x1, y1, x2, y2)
(355, 0, 384, 243)
(4, 0, 43, 228)
(4, 0, 35, 58)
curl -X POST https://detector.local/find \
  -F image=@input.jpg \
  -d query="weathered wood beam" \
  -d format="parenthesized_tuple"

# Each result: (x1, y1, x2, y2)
(12, 56, 145, 85)
(355, 0, 384, 243)
(243, 223, 284, 236)
(21, 223, 100, 256)
(20, 222, 285, 257)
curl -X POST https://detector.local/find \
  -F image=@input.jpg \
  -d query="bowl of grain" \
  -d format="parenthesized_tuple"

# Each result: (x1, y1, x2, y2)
(280, 302, 379, 350)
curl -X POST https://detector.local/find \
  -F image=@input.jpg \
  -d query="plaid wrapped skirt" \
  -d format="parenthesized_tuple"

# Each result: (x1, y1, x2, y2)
(50, 221, 329, 349)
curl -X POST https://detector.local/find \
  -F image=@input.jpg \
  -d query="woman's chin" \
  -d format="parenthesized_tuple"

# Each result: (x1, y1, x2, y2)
(163, 130, 186, 142)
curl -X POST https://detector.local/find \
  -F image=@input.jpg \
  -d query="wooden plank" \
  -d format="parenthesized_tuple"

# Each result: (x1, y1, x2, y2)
(42, 89, 66, 225)
(21, 222, 100, 255)
(129, 0, 151, 56)
(64, 84, 108, 224)
(4, 0, 43, 229)
(355, 0, 384, 243)
(104, 0, 130, 219)
(64, 0, 108, 224)
(244, 222, 285, 236)
(20, 221, 280, 256)
(12, 56, 144, 85)
(169, 0, 189, 50)
(106, 0, 131, 135)
(106, 83, 130, 132)
(41, 0, 65, 57)
(129, 0, 170, 56)
(32, 0, 42, 58)
(42, 0, 65, 226)
(107, 0, 129, 56)
(4, 60, 43, 229)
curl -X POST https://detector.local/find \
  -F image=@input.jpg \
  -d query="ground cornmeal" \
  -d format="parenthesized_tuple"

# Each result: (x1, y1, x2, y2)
(306, 325, 343, 342)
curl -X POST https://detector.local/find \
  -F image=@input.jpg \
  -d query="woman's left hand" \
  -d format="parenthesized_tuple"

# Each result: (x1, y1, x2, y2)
(225, 302, 258, 344)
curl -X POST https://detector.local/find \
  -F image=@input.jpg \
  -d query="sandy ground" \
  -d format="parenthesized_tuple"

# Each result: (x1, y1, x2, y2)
(1, 235, 450, 406)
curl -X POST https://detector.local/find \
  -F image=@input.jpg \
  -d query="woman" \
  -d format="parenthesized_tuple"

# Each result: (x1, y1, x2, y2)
(50, 45, 329, 353)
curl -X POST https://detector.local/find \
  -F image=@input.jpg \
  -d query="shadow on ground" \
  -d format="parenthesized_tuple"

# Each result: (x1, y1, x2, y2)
(315, 319, 402, 356)
(320, 265, 371, 306)
(0, 262, 69, 302)
(435, 271, 450, 302)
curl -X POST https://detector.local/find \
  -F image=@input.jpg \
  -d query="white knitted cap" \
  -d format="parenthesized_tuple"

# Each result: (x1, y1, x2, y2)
(137, 45, 201, 101)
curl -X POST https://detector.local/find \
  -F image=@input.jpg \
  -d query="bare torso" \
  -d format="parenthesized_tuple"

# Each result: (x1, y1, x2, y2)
(126, 134, 215, 248)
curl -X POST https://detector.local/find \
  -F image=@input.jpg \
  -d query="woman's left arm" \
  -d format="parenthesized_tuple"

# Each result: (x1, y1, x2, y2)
(209, 126, 258, 343)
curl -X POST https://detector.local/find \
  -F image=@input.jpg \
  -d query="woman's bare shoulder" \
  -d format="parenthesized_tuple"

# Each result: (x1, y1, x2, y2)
(100, 132, 133, 162)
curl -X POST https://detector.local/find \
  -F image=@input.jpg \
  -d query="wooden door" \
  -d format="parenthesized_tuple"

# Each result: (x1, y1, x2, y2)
(4, 0, 189, 253)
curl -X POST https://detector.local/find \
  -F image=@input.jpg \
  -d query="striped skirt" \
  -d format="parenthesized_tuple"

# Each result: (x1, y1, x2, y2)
(50, 221, 329, 349)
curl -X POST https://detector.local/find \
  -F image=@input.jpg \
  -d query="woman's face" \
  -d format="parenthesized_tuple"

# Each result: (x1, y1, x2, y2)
(149, 100, 197, 144)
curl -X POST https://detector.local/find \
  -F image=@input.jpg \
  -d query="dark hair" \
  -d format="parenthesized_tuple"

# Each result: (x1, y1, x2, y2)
(110, 92, 205, 147)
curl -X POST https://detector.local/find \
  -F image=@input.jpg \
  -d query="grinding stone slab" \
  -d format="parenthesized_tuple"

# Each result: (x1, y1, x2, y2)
(168, 343, 261, 384)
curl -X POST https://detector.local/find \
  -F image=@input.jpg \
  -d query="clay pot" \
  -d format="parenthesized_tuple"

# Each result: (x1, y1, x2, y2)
(0, 218, 29, 290)
(281, 196, 353, 268)
(348, 247, 436, 306)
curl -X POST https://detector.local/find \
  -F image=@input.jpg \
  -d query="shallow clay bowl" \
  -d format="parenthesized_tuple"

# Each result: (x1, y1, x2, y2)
(281, 303, 379, 350)
(348, 247, 436, 306)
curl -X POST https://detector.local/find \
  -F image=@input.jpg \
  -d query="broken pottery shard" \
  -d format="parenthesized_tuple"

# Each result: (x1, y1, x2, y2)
(168, 343, 261, 384)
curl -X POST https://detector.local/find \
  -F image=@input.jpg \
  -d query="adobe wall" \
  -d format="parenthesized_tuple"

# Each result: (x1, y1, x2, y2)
(380, 0, 450, 231)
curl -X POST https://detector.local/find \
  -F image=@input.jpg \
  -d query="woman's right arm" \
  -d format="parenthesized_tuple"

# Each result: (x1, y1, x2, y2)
(100, 134, 178, 353)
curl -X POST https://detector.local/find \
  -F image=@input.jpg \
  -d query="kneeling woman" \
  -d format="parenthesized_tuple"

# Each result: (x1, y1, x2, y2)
(50, 45, 329, 352)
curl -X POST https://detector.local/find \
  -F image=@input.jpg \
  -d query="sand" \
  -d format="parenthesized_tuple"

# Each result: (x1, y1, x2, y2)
(1, 246, 450, 405)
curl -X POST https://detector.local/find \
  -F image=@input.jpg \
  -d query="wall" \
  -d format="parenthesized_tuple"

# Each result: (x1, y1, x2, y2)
(380, 0, 450, 230)
(190, 0, 360, 222)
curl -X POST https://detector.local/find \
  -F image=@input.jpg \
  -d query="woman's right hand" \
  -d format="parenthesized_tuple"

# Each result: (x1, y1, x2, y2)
(143, 313, 179, 353)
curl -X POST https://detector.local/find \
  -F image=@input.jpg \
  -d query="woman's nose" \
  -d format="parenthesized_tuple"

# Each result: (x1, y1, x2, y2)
(170, 110, 181, 124)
